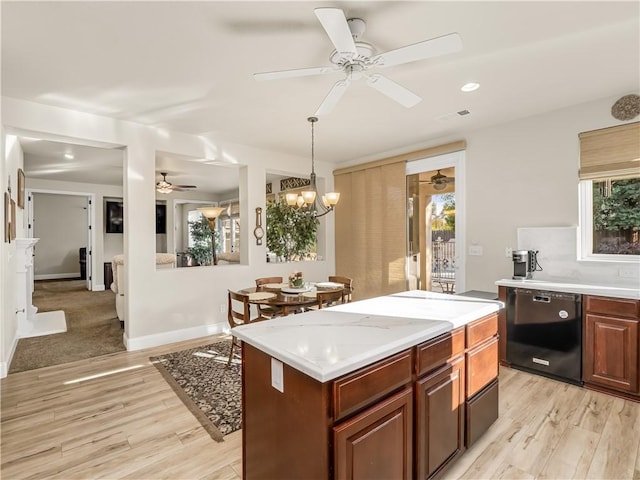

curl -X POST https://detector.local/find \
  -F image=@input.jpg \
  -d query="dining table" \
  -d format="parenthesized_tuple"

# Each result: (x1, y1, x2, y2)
(240, 282, 345, 316)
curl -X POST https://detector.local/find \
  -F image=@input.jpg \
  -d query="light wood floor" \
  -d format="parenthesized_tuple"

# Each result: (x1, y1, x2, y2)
(2, 335, 639, 479)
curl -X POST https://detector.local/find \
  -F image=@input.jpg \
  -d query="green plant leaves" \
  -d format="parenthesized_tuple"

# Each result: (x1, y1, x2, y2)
(266, 201, 318, 262)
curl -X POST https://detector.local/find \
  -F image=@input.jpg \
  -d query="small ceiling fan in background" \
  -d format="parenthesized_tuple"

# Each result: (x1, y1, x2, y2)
(253, 7, 463, 115)
(156, 172, 197, 194)
(422, 170, 455, 190)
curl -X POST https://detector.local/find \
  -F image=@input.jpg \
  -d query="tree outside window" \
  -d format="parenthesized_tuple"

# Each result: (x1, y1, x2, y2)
(592, 177, 640, 255)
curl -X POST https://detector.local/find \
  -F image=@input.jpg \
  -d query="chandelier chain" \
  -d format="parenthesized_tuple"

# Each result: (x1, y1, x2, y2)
(308, 116, 317, 175)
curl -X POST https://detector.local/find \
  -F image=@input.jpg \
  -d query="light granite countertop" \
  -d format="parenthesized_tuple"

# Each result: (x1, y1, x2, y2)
(495, 278, 639, 300)
(232, 290, 503, 382)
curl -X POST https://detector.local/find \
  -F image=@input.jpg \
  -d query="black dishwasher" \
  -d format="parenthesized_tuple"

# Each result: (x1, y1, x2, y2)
(506, 288, 582, 385)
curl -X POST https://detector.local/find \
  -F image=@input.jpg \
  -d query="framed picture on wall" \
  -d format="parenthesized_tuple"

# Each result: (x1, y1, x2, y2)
(17, 168, 25, 209)
(4, 192, 10, 243)
(10, 198, 16, 240)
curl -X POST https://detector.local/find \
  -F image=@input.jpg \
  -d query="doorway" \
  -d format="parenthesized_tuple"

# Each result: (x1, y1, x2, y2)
(27, 190, 94, 290)
(406, 151, 466, 294)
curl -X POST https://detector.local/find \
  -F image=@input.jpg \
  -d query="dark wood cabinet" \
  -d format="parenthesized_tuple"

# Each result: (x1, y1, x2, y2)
(464, 313, 500, 448)
(242, 314, 502, 480)
(334, 387, 413, 480)
(583, 295, 640, 397)
(415, 356, 465, 479)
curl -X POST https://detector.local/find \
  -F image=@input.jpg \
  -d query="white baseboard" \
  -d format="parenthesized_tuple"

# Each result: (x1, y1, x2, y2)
(93, 284, 106, 292)
(34, 273, 81, 281)
(0, 335, 20, 378)
(124, 323, 227, 351)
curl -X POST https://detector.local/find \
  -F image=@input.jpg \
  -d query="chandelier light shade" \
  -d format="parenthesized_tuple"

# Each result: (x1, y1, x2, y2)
(285, 117, 339, 217)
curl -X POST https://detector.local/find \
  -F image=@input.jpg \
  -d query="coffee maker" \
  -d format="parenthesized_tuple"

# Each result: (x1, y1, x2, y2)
(512, 250, 538, 279)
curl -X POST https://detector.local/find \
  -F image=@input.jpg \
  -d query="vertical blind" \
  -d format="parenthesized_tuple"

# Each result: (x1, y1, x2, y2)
(334, 162, 406, 300)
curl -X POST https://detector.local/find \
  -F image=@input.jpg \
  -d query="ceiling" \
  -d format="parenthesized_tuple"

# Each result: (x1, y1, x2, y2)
(2, 1, 639, 188)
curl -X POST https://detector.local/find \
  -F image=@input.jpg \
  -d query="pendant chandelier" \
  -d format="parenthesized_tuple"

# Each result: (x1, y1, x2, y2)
(285, 116, 339, 217)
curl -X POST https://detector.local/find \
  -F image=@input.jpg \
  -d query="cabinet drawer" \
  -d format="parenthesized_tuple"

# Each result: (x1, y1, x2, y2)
(466, 378, 499, 447)
(416, 327, 465, 377)
(466, 337, 499, 398)
(466, 314, 498, 348)
(586, 296, 639, 319)
(333, 349, 413, 422)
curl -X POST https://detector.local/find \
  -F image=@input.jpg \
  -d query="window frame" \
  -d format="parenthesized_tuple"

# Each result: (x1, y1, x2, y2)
(578, 178, 640, 263)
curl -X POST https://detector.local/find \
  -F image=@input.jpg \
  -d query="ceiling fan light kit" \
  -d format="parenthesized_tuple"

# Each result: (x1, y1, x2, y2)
(253, 7, 463, 115)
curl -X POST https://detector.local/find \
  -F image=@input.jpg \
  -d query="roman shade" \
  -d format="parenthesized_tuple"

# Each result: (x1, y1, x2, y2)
(579, 122, 640, 180)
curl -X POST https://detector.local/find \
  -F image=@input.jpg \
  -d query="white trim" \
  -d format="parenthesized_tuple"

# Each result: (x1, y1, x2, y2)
(0, 336, 20, 378)
(405, 150, 466, 293)
(92, 284, 106, 292)
(578, 179, 640, 263)
(123, 322, 227, 351)
(34, 273, 81, 280)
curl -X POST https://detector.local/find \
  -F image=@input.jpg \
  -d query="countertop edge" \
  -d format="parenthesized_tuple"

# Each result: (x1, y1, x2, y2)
(233, 300, 502, 383)
(495, 278, 640, 300)
(234, 322, 453, 383)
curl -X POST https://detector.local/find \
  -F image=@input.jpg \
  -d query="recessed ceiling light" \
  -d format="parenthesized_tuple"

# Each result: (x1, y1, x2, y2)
(64, 153, 74, 159)
(461, 82, 480, 92)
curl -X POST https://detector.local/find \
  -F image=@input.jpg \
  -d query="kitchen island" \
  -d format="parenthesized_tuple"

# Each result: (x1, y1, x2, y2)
(233, 291, 503, 479)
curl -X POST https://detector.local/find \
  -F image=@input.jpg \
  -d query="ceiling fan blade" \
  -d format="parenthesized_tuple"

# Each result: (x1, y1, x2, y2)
(254, 66, 337, 81)
(314, 8, 357, 58)
(315, 78, 351, 116)
(366, 74, 422, 108)
(174, 185, 197, 189)
(376, 33, 462, 68)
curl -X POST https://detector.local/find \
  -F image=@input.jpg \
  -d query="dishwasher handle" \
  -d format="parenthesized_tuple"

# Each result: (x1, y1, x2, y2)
(533, 294, 551, 303)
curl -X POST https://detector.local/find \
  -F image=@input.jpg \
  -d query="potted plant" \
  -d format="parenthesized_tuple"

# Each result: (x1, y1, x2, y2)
(186, 215, 221, 266)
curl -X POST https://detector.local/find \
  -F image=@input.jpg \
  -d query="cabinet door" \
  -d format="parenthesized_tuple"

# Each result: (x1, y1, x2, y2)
(584, 313, 639, 394)
(415, 356, 465, 480)
(333, 387, 413, 480)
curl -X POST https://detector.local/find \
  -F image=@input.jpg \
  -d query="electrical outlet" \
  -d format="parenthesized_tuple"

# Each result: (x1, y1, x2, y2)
(469, 245, 483, 256)
(219, 304, 227, 313)
(505, 247, 513, 258)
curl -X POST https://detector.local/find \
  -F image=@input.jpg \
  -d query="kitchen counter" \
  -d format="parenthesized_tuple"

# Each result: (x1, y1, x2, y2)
(232, 290, 503, 382)
(495, 278, 639, 300)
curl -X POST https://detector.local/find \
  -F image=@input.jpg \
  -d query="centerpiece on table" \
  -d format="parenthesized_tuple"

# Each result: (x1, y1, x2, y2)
(288, 271, 304, 288)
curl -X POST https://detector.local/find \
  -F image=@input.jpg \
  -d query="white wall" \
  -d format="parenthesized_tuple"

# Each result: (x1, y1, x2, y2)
(1, 97, 337, 368)
(0, 133, 23, 376)
(464, 94, 638, 292)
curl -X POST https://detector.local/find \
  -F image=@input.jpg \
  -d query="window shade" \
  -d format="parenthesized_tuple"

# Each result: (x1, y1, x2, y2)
(579, 122, 640, 180)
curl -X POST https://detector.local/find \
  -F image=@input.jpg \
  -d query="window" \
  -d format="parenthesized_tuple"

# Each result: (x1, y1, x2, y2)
(578, 122, 640, 261)
(579, 176, 640, 259)
(187, 209, 202, 248)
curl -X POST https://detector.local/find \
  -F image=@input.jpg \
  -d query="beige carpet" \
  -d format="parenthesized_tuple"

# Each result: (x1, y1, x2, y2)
(9, 279, 125, 374)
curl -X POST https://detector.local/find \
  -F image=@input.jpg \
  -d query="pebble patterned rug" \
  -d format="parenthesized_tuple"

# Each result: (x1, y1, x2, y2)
(150, 340, 241, 442)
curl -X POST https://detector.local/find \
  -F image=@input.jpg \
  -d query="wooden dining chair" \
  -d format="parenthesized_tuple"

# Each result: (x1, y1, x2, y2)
(316, 289, 345, 309)
(328, 275, 354, 303)
(255, 276, 285, 318)
(227, 290, 267, 366)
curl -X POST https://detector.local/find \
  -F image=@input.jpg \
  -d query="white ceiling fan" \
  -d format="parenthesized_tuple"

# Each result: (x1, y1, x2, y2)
(253, 7, 463, 115)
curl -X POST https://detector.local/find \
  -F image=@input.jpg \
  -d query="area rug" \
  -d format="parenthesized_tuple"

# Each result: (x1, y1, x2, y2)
(150, 340, 242, 442)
